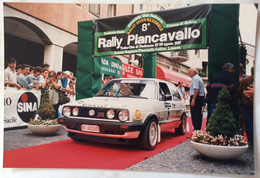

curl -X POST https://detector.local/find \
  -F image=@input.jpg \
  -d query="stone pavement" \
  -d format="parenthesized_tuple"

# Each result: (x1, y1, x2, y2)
(125, 140, 254, 175)
(4, 126, 254, 176)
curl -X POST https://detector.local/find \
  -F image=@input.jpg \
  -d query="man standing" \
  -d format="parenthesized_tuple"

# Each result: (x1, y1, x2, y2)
(4, 57, 21, 89)
(238, 67, 254, 144)
(207, 63, 237, 115)
(177, 81, 186, 99)
(17, 64, 37, 89)
(188, 68, 205, 130)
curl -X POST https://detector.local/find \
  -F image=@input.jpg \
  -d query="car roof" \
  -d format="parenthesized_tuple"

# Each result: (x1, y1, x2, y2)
(111, 78, 175, 85)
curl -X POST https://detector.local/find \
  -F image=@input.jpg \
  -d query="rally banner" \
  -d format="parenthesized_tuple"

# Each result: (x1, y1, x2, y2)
(101, 56, 122, 78)
(4, 87, 41, 128)
(122, 63, 143, 78)
(94, 4, 212, 56)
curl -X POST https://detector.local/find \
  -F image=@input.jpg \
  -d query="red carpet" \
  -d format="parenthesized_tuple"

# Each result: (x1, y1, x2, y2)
(3, 116, 207, 169)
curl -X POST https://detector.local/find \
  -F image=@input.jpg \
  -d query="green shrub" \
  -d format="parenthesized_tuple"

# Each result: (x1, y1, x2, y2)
(36, 91, 55, 120)
(206, 87, 238, 138)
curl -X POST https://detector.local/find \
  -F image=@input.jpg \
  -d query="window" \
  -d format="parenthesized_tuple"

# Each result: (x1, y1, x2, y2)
(75, 3, 82, 8)
(159, 83, 171, 101)
(169, 85, 182, 101)
(89, 4, 101, 17)
(139, 4, 143, 10)
(108, 4, 116, 17)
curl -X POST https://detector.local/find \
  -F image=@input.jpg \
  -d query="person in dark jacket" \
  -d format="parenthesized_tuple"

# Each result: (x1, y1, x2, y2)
(238, 66, 254, 144)
(207, 63, 237, 116)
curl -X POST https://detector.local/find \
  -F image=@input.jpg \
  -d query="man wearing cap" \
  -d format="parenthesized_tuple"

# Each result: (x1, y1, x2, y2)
(207, 63, 237, 116)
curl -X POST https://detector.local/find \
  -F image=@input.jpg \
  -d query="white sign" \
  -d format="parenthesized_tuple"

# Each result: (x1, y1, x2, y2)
(4, 87, 41, 128)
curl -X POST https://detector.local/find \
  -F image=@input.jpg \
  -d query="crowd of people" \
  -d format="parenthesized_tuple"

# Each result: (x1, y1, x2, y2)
(4, 57, 76, 118)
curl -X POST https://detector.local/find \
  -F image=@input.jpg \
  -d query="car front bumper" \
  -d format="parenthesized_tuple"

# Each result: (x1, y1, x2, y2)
(58, 117, 145, 140)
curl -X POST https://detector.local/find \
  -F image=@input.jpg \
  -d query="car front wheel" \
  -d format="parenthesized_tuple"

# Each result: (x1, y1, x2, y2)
(140, 119, 158, 150)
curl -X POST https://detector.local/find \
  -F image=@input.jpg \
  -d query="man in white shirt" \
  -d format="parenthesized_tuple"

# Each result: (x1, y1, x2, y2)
(39, 69, 49, 85)
(188, 68, 205, 131)
(4, 57, 21, 89)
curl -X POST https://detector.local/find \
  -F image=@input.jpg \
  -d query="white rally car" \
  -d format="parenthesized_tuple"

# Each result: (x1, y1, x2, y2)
(58, 78, 187, 150)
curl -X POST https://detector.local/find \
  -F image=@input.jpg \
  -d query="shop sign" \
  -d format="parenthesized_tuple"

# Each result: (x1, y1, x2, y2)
(94, 4, 212, 56)
(101, 56, 122, 78)
(122, 63, 143, 78)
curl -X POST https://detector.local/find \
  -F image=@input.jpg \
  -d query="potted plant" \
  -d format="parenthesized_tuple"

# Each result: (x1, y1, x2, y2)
(190, 87, 249, 159)
(27, 91, 63, 135)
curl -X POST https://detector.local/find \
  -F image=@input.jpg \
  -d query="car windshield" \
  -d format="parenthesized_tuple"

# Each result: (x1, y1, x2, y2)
(96, 80, 156, 99)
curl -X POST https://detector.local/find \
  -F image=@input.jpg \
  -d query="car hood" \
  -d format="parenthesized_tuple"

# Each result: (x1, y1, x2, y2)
(65, 97, 150, 109)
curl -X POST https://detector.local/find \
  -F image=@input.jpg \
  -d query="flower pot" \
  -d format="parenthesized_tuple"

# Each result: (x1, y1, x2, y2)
(27, 124, 63, 135)
(191, 140, 249, 159)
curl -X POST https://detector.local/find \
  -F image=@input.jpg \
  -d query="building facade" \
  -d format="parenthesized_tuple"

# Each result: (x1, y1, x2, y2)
(4, 3, 133, 74)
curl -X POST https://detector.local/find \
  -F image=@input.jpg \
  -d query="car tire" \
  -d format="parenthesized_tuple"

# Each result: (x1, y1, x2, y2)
(140, 118, 158, 150)
(175, 114, 187, 135)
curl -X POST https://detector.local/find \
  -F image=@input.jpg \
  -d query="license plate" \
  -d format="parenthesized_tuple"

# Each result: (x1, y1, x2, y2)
(81, 124, 100, 133)
(97, 112, 105, 118)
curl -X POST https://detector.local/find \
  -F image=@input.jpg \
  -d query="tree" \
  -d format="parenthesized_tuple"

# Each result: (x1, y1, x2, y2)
(36, 91, 55, 120)
(206, 87, 238, 138)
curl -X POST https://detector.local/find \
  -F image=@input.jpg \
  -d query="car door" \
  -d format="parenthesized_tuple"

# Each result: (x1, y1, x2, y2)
(168, 83, 184, 121)
(158, 82, 175, 131)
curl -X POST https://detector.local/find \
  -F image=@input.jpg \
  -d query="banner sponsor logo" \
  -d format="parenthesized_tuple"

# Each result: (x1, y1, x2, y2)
(122, 63, 143, 78)
(17, 92, 38, 123)
(101, 56, 122, 78)
(94, 5, 211, 56)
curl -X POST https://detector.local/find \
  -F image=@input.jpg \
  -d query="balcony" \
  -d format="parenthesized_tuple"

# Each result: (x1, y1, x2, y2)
(171, 50, 189, 63)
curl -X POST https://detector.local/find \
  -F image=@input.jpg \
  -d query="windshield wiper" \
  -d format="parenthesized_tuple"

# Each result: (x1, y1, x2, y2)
(118, 95, 148, 99)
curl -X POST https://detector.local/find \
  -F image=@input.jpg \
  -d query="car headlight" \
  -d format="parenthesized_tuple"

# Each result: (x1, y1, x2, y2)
(107, 109, 115, 119)
(89, 109, 95, 116)
(118, 110, 129, 122)
(63, 107, 71, 117)
(72, 107, 79, 116)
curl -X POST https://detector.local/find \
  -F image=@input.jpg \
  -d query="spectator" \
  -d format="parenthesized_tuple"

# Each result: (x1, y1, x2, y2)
(29, 66, 35, 75)
(42, 71, 63, 118)
(239, 63, 247, 83)
(26, 66, 43, 90)
(177, 81, 186, 99)
(16, 64, 22, 76)
(188, 68, 205, 131)
(61, 70, 71, 93)
(207, 63, 237, 116)
(238, 66, 254, 144)
(4, 57, 21, 89)
(39, 69, 49, 85)
(108, 76, 113, 82)
(68, 80, 76, 102)
(102, 77, 108, 87)
(71, 77, 76, 85)
(42, 63, 50, 70)
(70, 71, 74, 79)
(244, 85, 254, 100)
(17, 64, 37, 89)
